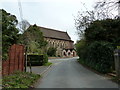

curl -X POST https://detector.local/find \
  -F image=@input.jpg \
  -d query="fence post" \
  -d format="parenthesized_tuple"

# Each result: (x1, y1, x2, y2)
(114, 48, 120, 89)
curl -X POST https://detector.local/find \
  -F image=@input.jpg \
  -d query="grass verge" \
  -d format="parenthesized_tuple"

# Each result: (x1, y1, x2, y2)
(77, 59, 106, 76)
(43, 62, 52, 66)
(78, 59, 120, 84)
(111, 76, 120, 84)
(2, 71, 40, 88)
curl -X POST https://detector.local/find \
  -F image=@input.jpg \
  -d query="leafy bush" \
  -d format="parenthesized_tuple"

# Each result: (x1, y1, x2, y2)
(2, 71, 40, 88)
(78, 41, 114, 73)
(75, 39, 87, 59)
(76, 18, 120, 74)
(47, 47, 56, 56)
(43, 54, 48, 65)
(85, 19, 120, 45)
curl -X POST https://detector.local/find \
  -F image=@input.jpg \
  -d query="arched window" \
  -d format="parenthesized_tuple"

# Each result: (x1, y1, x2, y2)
(64, 52, 66, 56)
(68, 52, 71, 56)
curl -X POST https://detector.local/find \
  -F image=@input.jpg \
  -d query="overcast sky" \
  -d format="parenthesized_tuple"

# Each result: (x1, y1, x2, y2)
(1, 0, 96, 43)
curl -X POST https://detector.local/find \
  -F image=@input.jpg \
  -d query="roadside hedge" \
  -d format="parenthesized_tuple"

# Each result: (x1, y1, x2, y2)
(43, 54, 48, 65)
(77, 41, 114, 73)
(76, 18, 120, 74)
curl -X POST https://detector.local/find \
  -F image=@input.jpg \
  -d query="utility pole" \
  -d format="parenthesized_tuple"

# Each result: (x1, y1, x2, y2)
(18, 0, 23, 22)
(17, 0, 27, 72)
(17, 0, 32, 73)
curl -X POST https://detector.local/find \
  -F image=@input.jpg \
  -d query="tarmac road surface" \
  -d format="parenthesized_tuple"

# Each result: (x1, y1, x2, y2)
(35, 57, 118, 88)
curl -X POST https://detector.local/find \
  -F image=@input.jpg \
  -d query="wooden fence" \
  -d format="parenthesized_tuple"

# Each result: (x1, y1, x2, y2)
(2, 44, 25, 76)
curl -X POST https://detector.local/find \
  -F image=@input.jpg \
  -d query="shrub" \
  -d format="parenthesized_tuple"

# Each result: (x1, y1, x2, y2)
(43, 54, 48, 65)
(2, 71, 40, 88)
(75, 39, 87, 59)
(47, 47, 56, 56)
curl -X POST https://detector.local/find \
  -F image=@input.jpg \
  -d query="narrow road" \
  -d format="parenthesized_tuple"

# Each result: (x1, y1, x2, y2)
(35, 57, 118, 88)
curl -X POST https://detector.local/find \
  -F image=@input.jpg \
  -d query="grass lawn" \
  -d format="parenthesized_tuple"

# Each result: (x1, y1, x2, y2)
(2, 71, 40, 88)
(43, 62, 52, 66)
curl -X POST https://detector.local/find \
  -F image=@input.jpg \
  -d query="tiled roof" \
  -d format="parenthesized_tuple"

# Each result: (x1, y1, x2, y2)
(39, 26, 73, 41)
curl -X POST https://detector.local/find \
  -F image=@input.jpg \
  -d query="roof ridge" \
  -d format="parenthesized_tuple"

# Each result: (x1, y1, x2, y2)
(30, 25, 73, 42)
(38, 26, 66, 33)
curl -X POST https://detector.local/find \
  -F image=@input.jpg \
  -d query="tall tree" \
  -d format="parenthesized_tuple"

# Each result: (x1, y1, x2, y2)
(1, 9, 19, 60)
(85, 18, 120, 46)
(19, 24, 47, 72)
(20, 24, 47, 53)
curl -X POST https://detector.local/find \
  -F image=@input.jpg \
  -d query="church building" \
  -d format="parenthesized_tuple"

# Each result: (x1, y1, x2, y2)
(39, 26, 76, 57)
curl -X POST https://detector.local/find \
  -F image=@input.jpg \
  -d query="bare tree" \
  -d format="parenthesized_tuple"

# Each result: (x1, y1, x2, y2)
(75, 9, 112, 39)
(18, 20, 30, 33)
(75, 11, 95, 38)
(75, 0, 120, 39)
(95, 0, 120, 17)
(18, 20, 32, 73)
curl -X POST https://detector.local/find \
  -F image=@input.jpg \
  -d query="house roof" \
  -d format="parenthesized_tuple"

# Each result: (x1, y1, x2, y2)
(38, 26, 73, 42)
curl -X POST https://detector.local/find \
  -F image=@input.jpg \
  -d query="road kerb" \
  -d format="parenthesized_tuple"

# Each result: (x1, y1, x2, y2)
(40, 65, 52, 75)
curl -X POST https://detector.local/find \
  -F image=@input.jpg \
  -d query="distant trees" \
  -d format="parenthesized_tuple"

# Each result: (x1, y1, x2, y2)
(19, 24, 48, 54)
(1, 9, 19, 60)
(47, 47, 57, 57)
